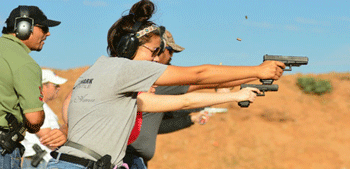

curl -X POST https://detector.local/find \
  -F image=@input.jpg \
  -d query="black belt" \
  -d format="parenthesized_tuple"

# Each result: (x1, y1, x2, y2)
(51, 151, 95, 167)
(51, 151, 126, 169)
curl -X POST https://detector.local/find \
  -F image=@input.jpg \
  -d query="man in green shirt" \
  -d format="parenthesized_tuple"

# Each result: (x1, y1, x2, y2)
(0, 5, 60, 168)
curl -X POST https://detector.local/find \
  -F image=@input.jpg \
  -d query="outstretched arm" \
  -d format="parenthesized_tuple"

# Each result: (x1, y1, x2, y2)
(154, 61, 285, 86)
(137, 87, 260, 112)
(158, 114, 193, 134)
(158, 111, 209, 134)
(187, 78, 258, 92)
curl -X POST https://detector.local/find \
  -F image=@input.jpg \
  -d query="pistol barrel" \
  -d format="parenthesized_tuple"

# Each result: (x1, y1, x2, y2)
(263, 54, 308, 71)
(240, 84, 279, 92)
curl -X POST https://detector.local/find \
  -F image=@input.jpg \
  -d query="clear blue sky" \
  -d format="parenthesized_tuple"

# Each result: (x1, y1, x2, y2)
(1, 0, 349, 74)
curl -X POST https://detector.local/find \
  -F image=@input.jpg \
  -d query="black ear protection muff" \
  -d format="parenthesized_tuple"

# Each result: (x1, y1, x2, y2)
(14, 6, 34, 40)
(116, 21, 143, 59)
(158, 26, 166, 55)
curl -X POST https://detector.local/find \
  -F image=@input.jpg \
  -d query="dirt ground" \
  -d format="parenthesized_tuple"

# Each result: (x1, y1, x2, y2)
(47, 67, 350, 169)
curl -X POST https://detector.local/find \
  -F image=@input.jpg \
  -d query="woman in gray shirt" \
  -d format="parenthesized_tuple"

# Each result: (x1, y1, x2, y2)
(46, 1, 285, 169)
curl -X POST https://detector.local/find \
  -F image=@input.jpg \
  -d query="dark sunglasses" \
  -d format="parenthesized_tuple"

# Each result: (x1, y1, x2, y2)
(142, 45, 161, 57)
(166, 46, 174, 54)
(36, 25, 49, 34)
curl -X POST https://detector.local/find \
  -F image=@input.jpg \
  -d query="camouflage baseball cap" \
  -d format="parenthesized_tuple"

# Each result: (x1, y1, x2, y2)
(163, 30, 184, 53)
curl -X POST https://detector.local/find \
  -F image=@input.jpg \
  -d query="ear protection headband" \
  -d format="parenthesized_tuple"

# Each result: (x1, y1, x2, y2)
(14, 6, 34, 40)
(116, 21, 143, 59)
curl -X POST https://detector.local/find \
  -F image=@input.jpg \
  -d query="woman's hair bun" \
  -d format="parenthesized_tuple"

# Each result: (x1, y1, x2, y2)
(129, 0, 155, 22)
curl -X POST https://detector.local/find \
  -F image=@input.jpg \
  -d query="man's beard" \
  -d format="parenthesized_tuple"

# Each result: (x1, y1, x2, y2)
(166, 58, 172, 65)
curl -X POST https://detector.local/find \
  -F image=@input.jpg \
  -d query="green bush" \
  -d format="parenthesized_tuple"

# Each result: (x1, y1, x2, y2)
(297, 77, 332, 95)
(340, 76, 350, 81)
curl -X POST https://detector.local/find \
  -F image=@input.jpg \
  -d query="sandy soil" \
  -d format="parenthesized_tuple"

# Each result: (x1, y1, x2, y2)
(46, 67, 350, 169)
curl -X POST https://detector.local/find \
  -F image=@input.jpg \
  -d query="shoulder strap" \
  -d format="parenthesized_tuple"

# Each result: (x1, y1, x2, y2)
(65, 140, 102, 160)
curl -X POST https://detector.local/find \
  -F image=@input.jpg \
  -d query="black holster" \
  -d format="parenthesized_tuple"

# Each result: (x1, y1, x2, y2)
(63, 141, 114, 169)
(88, 154, 112, 169)
(0, 113, 26, 156)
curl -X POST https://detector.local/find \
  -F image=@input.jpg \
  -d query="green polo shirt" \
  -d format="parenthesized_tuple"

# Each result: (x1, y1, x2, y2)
(0, 34, 44, 127)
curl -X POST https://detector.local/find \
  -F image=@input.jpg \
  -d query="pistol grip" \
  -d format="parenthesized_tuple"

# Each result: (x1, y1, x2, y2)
(238, 101, 250, 108)
(31, 158, 41, 167)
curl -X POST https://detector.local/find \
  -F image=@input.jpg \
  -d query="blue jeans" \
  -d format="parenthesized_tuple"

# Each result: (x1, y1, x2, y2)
(22, 157, 48, 169)
(46, 153, 88, 169)
(129, 155, 147, 169)
(0, 146, 22, 169)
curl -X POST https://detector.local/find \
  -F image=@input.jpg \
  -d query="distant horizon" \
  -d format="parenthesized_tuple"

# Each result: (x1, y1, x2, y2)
(1, 0, 349, 74)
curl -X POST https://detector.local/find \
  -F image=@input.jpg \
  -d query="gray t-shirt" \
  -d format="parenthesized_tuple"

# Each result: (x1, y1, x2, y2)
(57, 56, 167, 166)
